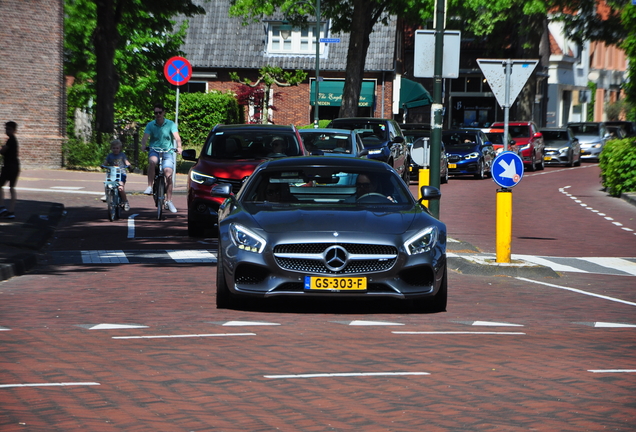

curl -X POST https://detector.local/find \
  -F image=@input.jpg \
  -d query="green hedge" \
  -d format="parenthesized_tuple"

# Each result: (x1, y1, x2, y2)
(599, 137, 636, 196)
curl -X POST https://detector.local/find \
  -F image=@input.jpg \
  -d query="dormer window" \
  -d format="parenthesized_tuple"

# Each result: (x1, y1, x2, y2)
(268, 23, 327, 55)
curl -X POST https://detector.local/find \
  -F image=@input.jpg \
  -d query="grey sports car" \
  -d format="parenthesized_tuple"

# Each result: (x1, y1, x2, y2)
(213, 156, 447, 311)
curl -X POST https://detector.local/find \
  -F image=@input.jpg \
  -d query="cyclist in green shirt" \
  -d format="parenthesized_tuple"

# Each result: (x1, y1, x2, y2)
(140, 103, 182, 213)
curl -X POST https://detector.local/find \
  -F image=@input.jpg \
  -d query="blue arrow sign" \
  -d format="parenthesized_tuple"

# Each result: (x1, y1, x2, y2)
(492, 151, 524, 188)
(320, 38, 340, 43)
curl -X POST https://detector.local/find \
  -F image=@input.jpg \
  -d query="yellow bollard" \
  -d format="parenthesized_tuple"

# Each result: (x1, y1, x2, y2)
(418, 168, 430, 207)
(496, 189, 512, 263)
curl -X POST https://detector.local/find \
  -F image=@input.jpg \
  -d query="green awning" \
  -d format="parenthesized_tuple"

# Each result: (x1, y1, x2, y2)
(400, 78, 432, 109)
(310, 80, 375, 107)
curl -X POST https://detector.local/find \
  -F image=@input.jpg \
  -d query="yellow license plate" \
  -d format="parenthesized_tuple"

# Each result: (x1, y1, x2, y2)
(304, 276, 367, 291)
(544, 156, 551, 161)
(448, 163, 457, 169)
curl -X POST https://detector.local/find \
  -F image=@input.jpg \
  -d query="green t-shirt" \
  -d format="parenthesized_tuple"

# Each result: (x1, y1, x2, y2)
(144, 118, 178, 151)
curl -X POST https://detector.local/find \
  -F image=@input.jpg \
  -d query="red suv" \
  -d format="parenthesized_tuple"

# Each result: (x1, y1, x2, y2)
(490, 121, 545, 171)
(181, 124, 306, 237)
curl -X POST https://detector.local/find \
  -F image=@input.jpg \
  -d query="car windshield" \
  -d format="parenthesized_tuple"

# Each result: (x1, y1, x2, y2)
(508, 126, 531, 138)
(542, 130, 569, 140)
(242, 168, 413, 206)
(202, 130, 301, 159)
(329, 121, 388, 146)
(442, 132, 479, 149)
(485, 132, 505, 144)
(569, 124, 599, 135)
(300, 131, 353, 154)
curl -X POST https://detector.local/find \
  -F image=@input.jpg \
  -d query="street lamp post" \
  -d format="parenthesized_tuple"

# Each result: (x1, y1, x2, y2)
(313, 0, 321, 128)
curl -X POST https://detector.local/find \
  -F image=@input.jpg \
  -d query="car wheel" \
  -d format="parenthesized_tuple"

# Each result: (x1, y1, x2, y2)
(402, 158, 411, 184)
(528, 154, 537, 172)
(441, 165, 449, 184)
(216, 250, 233, 309)
(566, 150, 574, 167)
(474, 161, 485, 179)
(537, 152, 545, 170)
(429, 267, 448, 312)
(574, 154, 581, 166)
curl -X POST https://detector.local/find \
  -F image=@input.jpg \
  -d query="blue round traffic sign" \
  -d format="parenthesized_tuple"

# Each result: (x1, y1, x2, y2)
(164, 56, 192, 86)
(491, 151, 524, 188)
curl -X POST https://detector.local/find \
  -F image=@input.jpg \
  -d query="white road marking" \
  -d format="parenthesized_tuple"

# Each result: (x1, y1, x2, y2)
(222, 321, 280, 326)
(81, 250, 129, 264)
(0, 382, 100, 389)
(88, 324, 149, 330)
(512, 255, 587, 273)
(112, 333, 256, 339)
(0, 327, 10, 331)
(264, 372, 430, 379)
(51, 186, 85, 190)
(516, 277, 636, 306)
(349, 320, 404, 326)
(594, 322, 636, 328)
(471, 321, 523, 327)
(393, 331, 526, 335)
(588, 369, 636, 373)
(14, 187, 101, 195)
(127, 214, 138, 238)
(167, 250, 216, 263)
(579, 257, 636, 276)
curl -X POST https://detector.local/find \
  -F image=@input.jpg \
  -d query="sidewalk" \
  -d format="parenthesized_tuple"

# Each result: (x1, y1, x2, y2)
(1, 170, 635, 282)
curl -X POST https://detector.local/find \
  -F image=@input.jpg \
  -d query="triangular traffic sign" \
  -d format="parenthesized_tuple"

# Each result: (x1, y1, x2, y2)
(477, 59, 538, 107)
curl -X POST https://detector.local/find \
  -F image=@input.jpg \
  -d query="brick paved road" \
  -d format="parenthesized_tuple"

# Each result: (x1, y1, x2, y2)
(1, 165, 635, 431)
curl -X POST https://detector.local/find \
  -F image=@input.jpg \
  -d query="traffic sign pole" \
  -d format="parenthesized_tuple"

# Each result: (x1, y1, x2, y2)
(496, 190, 513, 262)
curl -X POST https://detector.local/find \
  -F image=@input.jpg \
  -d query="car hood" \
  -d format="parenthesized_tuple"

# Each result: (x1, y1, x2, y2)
(544, 140, 572, 148)
(575, 134, 602, 143)
(193, 157, 263, 180)
(445, 144, 480, 154)
(243, 206, 420, 235)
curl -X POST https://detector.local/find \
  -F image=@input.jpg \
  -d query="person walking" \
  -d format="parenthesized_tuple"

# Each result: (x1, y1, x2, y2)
(0, 121, 20, 219)
(140, 103, 182, 213)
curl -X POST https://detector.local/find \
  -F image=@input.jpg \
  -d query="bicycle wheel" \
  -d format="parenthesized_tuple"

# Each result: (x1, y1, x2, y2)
(156, 176, 165, 220)
(114, 190, 121, 220)
(107, 189, 117, 221)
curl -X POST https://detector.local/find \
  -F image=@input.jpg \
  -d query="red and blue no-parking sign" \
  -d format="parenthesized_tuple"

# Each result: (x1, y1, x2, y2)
(164, 56, 192, 86)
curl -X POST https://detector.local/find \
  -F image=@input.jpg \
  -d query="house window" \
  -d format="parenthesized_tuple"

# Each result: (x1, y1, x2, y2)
(268, 23, 327, 55)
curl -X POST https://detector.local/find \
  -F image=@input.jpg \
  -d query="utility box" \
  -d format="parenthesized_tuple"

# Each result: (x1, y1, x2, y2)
(414, 30, 461, 79)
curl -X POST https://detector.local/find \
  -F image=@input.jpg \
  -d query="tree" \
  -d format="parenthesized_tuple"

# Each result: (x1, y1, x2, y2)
(230, 66, 307, 124)
(65, 0, 205, 136)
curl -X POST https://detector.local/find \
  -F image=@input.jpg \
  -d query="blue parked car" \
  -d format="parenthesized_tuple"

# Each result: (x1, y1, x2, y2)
(442, 129, 496, 179)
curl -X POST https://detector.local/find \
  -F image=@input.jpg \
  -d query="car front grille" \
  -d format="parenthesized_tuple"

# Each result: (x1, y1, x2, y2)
(217, 177, 244, 194)
(273, 243, 398, 275)
(447, 155, 461, 163)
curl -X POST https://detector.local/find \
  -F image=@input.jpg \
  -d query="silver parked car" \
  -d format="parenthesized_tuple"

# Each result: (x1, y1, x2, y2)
(540, 128, 581, 167)
(298, 128, 368, 158)
(567, 122, 608, 161)
(213, 156, 447, 312)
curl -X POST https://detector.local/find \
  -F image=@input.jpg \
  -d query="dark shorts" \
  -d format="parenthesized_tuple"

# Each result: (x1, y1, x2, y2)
(0, 163, 19, 187)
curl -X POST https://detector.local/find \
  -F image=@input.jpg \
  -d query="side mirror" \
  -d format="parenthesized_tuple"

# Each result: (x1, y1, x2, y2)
(181, 149, 197, 161)
(533, 132, 543, 139)
(211, 183, 233, 198)
(392, 136, 405, 144)
(419, 186, 441, 202)
(359, 149, 369, 157)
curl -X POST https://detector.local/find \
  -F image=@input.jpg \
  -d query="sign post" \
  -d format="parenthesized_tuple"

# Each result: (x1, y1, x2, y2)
(491, 151, 524, 263)
(164, 56, 192, 127)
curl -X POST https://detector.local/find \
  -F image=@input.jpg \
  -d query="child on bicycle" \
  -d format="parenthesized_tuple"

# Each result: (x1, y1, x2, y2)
(103, 139, 131, 211)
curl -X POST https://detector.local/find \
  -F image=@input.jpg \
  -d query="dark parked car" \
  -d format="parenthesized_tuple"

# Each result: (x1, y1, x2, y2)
(442, 129, 496, 179)
(540, 128, 581, 167)
(567, 122, 608, 161)
(604, 121, 636, 137)
(181, 124, 306, 237)
(327, 117, 410, 182)
(298, 128, 368, 158)
(491, 121, 545, 171)
(213, 156, 447, 311)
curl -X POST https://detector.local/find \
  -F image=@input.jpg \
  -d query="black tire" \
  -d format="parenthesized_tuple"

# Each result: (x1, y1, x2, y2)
(574, 154, 582, 166)
(156, 177, 165, 220)
(429, 267, 448, 312)
(402, 158, 411, 184)
(474, 161, 485, 179)
(537, 152, 545, 170)
(216, 251, 232, 309)
(566, 151, 574, 167)
(107, 189, 117, 221)
(528, 154, 537, 172)
(441, 165, 449, 184)
(115, 191, 121, 220)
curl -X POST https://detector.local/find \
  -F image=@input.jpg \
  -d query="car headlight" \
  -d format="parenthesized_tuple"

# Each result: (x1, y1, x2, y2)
(592, 143, 602, 148)
(559, 147, 569, 155)
(464, 152, 479, 160)
(367, 149, 383, 155)
(230, 224, 266, 253)
(405, 226, 438, 255)
(190, 170, 217, 186)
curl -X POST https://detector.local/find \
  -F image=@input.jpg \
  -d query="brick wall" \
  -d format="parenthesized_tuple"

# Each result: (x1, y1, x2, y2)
(0, 0, 65, 169)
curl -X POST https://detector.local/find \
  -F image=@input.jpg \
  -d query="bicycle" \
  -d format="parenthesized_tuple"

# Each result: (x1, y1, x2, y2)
(147, 147, 175, 220)
(102, 165, 126, 221)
